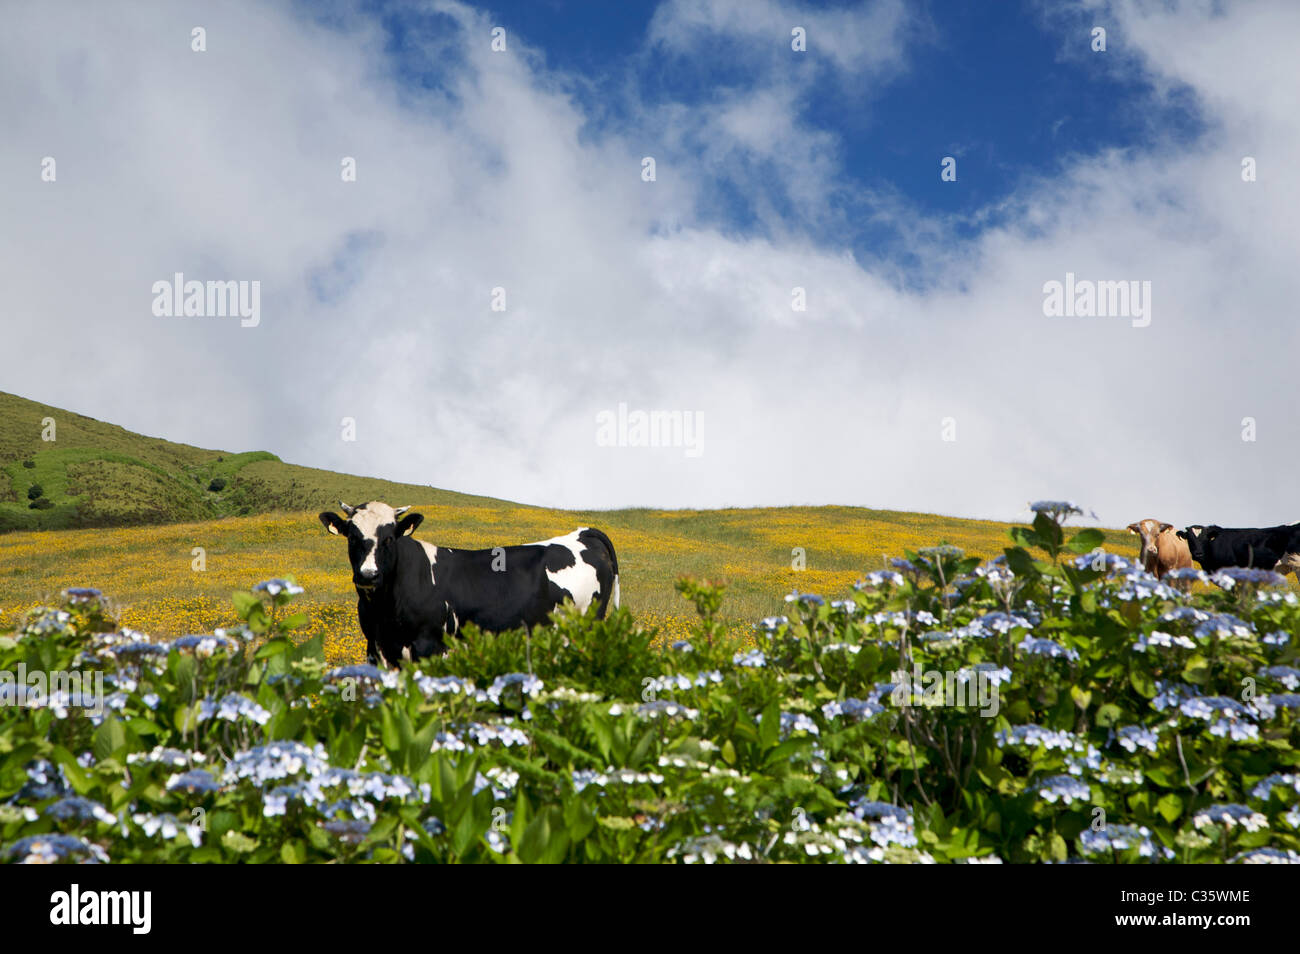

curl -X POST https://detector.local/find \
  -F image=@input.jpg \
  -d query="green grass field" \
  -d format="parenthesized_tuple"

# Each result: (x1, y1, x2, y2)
(0, 391, 507, 532)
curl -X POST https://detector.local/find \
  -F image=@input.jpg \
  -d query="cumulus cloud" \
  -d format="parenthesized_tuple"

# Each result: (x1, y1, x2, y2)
(0, 0, 1294, 527)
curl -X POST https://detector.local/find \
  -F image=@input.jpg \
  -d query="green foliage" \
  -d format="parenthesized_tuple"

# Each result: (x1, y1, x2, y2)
(207, 477, 227, 493)
(26, 485, 43, 501)
(2, 512, 1299, 864)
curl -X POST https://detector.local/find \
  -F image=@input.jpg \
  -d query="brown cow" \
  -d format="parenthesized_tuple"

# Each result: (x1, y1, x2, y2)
(1127, 518, 1193, 579)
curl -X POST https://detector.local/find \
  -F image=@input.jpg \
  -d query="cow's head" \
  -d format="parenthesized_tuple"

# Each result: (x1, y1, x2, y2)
(1177, 524, 1214, 561)
(318, 501, 424, 591)
(1127, 518, 1173, 564)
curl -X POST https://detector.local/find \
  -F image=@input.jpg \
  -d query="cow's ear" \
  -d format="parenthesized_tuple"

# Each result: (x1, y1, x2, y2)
(319, 512, 349, 536)
(1159, 523, 1173, 533)
(1127, 523, 1139, 534)
(396, 512, 424, 537)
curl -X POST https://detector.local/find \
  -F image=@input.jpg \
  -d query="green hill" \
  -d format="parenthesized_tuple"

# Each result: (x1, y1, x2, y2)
(0, 391, 515, 532)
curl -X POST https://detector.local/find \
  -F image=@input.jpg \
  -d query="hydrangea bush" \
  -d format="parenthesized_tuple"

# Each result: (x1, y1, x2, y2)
(2, 508, 1299, 864)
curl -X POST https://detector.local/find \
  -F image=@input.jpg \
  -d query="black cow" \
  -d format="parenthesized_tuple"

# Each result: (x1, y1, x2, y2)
(1175, 522, 1300, 574)
(318, 501, 620, 666)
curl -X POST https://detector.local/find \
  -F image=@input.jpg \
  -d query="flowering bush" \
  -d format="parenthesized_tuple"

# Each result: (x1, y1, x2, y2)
(2, 507, 1299, 863)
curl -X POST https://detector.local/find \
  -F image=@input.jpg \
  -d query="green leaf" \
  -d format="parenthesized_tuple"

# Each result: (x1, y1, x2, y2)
(222, 831, 257, 854)
(758, 701, 781, 750)
(280, 839, 307, 864)
(93, 714, 127, 761)
(1129, 669, 1157, 699)
(1156, 793, 1184, 824)
(231, 591, 260, 618)
(255, 637, 292, 660)
(1095, 703, 1123, 727)
(1181, 654, 1210, 685)
(721, 739, 736, 765)
(563, 796, 595, 842)
(1067, 529, 1106, 554)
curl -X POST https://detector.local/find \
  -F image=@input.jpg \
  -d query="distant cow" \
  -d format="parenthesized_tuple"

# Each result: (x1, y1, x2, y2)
(1126, 518, 1193, 579)
(318, 501, 620, 666)
(1176, 522, 1300, 575)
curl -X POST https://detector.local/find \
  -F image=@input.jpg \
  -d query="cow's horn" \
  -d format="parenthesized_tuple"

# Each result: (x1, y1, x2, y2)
(394, 506, 411, 517)
(339, 501, 356, 517)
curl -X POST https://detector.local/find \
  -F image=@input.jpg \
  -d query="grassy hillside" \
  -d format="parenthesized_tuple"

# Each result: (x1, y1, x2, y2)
(0, 390, 1140, 665)
(0, 391, 510, 532)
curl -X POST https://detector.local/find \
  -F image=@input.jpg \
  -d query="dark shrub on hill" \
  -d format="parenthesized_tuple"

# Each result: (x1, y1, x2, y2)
(208, 477, 227, 492)
(28, 497, 52, 510)
(21, 459, 35, 469)
(26, 484, 43, 500)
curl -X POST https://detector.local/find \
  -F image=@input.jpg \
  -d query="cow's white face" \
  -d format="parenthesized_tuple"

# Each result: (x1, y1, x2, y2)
(318, 502, 423, 590)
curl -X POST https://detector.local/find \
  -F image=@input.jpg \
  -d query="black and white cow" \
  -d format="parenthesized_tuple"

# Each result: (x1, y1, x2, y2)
(1176, 522, 1300, 574)
(318, 501, 620, 666)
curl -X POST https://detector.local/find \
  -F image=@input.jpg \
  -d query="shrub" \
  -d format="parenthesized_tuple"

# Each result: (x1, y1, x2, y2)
(207, 477, 227, 493)
(1, 508, 1298, 864)
(27, 497, 53, 510)
(22, 459, 35, 469)
(26, 484, 43, 500)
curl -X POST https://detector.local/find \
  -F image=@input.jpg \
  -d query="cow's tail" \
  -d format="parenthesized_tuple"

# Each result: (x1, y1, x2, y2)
(581, 527, 620, 615)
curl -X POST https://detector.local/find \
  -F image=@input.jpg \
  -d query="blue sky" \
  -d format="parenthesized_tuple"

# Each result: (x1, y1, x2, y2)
(3, 0, 1297, 525)
(351, 0, 1208, 272)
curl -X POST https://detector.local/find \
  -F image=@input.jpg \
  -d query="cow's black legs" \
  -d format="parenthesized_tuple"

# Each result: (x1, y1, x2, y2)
(357, 597, 382, 667)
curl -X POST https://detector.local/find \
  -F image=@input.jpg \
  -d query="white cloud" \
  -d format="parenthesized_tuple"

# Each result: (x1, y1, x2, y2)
(0, 0, 1296, 531)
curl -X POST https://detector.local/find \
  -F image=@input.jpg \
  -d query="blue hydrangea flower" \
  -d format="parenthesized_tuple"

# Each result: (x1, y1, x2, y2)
(1078, 824, 1171, 859)
(197, 692, 271, 726)
(1133, 630, 1196, 652)
(779, 711, 820, 737)
(1250, 773, 1300, 800)
(856, 570, 905, 589)
(1211, 567, 1288, 589)
(486, 673, 543, 705)
(165, 769, 222, 794)
(1018, 636, 1079, 661)
(1193, 804, 1267, 832)
(1036, 775, 1091, 804)
(253, 579, 304, 597)
(6, 833, 108, 864)
(997, 725, 1077, 751)
(1232, 848, 1300, 864)
(1258, 666, 1300, 690)
(635, 700, 699, 721)
(1116, 725, 1159, 753)
(44, 797, 115, 825)
(822, 698, 884, 722)
(1179, 696, 1258, 740)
